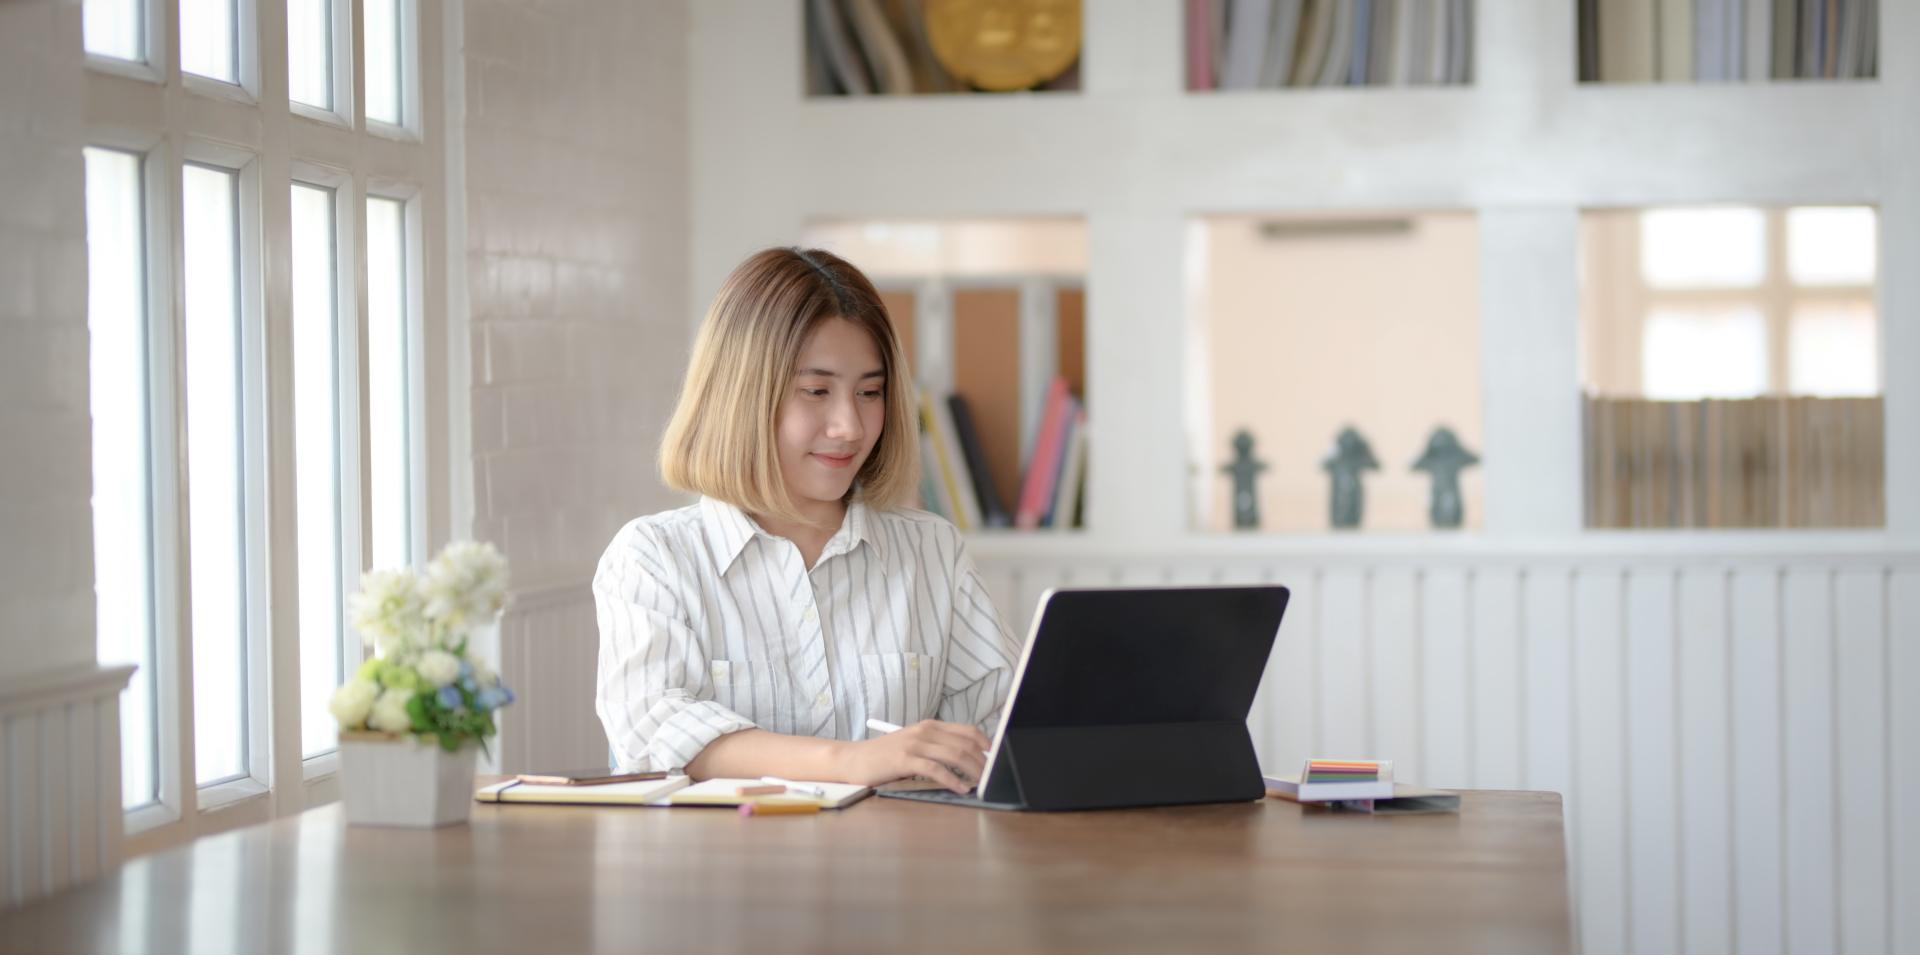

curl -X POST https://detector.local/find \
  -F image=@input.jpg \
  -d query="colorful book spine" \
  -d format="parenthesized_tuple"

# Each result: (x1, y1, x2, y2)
(919, 395, 971, 531)
(947, 394, 1013, 527)
(926, 392, 982, 530)
(1015, 379, 1071, 530)
(1040, 398, 1083, 528)
(1046, 405, 1088, 530)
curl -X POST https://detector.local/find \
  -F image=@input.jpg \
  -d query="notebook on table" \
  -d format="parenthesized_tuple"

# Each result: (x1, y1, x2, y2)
(475, 776, 692, 806)
(474, 776, 872, 810)
(666, 778, 872, 810)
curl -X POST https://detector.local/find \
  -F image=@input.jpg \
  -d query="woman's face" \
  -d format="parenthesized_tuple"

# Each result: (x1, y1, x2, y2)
(775, 317, 887, 520)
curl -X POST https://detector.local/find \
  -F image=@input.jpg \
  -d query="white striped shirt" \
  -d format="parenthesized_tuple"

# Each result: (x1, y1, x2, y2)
(593, 496, 1021, 773)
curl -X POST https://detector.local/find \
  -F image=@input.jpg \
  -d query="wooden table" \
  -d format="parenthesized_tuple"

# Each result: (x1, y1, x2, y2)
(0, 784, 1571, 954)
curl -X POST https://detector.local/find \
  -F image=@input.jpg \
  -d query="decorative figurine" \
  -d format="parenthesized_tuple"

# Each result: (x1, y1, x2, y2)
(1412, 426, 1480, 529)
(1220, 429, 1268, 530)
(1322, 426, 1378, 530)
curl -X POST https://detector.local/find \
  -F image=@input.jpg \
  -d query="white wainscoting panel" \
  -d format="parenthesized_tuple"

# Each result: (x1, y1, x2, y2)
(496, 584, 604, 775)
(0, 664, 133, 909)
(963, 547, 1916, 955)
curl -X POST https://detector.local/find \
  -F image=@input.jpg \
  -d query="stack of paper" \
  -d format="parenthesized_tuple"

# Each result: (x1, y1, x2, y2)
(1265, 759, 1395, 801)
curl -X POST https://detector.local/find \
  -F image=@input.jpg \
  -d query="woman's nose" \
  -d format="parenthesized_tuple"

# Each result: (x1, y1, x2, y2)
(825, 395, 863, 440)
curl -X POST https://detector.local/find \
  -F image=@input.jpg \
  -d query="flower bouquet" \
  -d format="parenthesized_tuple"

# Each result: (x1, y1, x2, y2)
(330, 541, 514, 827)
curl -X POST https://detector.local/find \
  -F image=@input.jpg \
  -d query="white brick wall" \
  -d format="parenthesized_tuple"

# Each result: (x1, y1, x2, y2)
(0, 0, 97, 684)
(464, 0, 692, 594)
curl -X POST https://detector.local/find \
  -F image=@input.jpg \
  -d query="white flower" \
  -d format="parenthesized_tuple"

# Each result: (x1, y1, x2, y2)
(471, 657, 498, 687)
(328, 679, 379, 730)
(367, 687, 415, 734)
(349, 569, 427, 654)
(416, 649, 460, 688)
(421, 541, 509, 635)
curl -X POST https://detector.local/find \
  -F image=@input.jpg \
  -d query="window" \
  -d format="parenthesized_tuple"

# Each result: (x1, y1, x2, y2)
(83, 0, 144, 62)
(364, 0, 405, 125)
(180, 0, 239, 83)
(181, 162, 250, 786)
(1580, 206, 1882, 528)
(292, 182, 344, 758)
(366, 195, 414, 567)
(288, 0, 334, 110)
(82, 0, 442, 849)
(84, 147, 158, 811)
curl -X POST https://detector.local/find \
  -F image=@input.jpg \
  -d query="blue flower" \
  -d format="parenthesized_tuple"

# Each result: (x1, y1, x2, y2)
(436, 685, 464, 711)
(459, 677, 478, 694)
(458, 659, 474, 680)
(477, 685, 516, 711)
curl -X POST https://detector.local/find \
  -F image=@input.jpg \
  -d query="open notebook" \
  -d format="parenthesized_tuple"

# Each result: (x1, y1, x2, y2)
(474, 776, 871, 810)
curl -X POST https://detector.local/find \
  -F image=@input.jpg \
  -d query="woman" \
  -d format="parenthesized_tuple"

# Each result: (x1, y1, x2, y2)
(593, 247, 1019, 794)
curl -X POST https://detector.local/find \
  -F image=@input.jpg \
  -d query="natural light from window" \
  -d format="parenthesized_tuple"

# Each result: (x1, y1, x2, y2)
(368, 196, 411, 569)
(85, 147, 159, 811)
(83, 0, 143, 62)
(365, 0, 402, 124)
(183, 162, 248, 787)
(292, 183, 344, 758)
(289, 0, 333, 109)
(180, 0, 238, 83)
(1639, 207, 1765, 289)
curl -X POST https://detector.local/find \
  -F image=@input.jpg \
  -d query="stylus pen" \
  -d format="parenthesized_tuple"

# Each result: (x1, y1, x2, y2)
(868, 718, 992, 761)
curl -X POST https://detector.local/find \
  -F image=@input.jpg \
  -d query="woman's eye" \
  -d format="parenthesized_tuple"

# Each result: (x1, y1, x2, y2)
(858, 389, 884, 399)
(801, 388, 829, 398)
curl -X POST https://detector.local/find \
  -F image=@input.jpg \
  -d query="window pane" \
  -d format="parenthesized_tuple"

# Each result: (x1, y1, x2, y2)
(84, 0, 143, 61)
(292, 184, 343, 757)
(1639, 208, 1766, 289)
(1790, 303, 1878, 397)
(1641, 306, 1768, 400)
(181, 0, 237, 83)
(289, 0, 333, 109)
(365, 0, 402, 124)
(85, 148, 158, 811)
(367, 196, 411, 568)
(183, 163, 248, 786)
(1787, 206, 1877, 286)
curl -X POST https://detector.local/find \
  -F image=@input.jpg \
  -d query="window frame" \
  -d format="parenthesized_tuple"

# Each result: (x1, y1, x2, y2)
(82, 0, 447, 856)
(1588, 206, 1879, 398)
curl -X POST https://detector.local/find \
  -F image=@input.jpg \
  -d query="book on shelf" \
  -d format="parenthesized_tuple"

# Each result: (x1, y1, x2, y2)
(947, 394, 1014, 527)
(917, 381, 1088, 533)
(1015, 378, 1072, 530)
(920, 392, 981, 531)
(1190, 0, 1475, 90)
(1583, 0, 1877, 82)
(1046, 404, 1089, 530)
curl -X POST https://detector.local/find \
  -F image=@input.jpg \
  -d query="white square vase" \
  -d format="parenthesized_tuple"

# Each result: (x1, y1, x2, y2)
(338, 733, 479, 827)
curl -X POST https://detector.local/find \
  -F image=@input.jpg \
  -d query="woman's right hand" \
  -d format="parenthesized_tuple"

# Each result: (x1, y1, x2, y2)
(838, 720, 991, 794)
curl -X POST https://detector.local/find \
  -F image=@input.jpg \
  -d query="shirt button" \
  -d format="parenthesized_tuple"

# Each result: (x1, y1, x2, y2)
(908, 656, 920, 671)
(803, 606, 818, 623)
(815, 692, 830, 707)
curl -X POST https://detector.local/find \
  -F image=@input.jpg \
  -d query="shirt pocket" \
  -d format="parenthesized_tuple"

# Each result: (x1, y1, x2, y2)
(858, 651, 937, 730)
(707, 658, 778, 722)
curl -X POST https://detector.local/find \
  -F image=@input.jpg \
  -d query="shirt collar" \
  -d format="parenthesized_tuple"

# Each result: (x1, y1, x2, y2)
(698, 495, 886, 575)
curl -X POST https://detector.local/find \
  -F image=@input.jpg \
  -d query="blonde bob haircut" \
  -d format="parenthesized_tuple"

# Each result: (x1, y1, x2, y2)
(659, 247, 919, 527)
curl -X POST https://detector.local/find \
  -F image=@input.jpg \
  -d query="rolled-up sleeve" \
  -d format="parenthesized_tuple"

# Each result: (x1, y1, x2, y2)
(937, 536, 1022, 738)
(593, 525, 755, 772)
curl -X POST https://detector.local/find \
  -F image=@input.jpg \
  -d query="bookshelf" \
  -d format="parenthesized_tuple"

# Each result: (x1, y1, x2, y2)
(688, 0, 1920, 552)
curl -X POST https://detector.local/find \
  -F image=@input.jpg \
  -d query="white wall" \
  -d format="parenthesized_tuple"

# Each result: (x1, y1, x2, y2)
(0, 0, 96, 685)
(0, 0, 136, 909)
(461, 0, 693, 770)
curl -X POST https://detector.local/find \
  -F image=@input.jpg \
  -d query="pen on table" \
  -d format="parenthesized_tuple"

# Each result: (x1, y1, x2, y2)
(759, 776, 827, 797)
